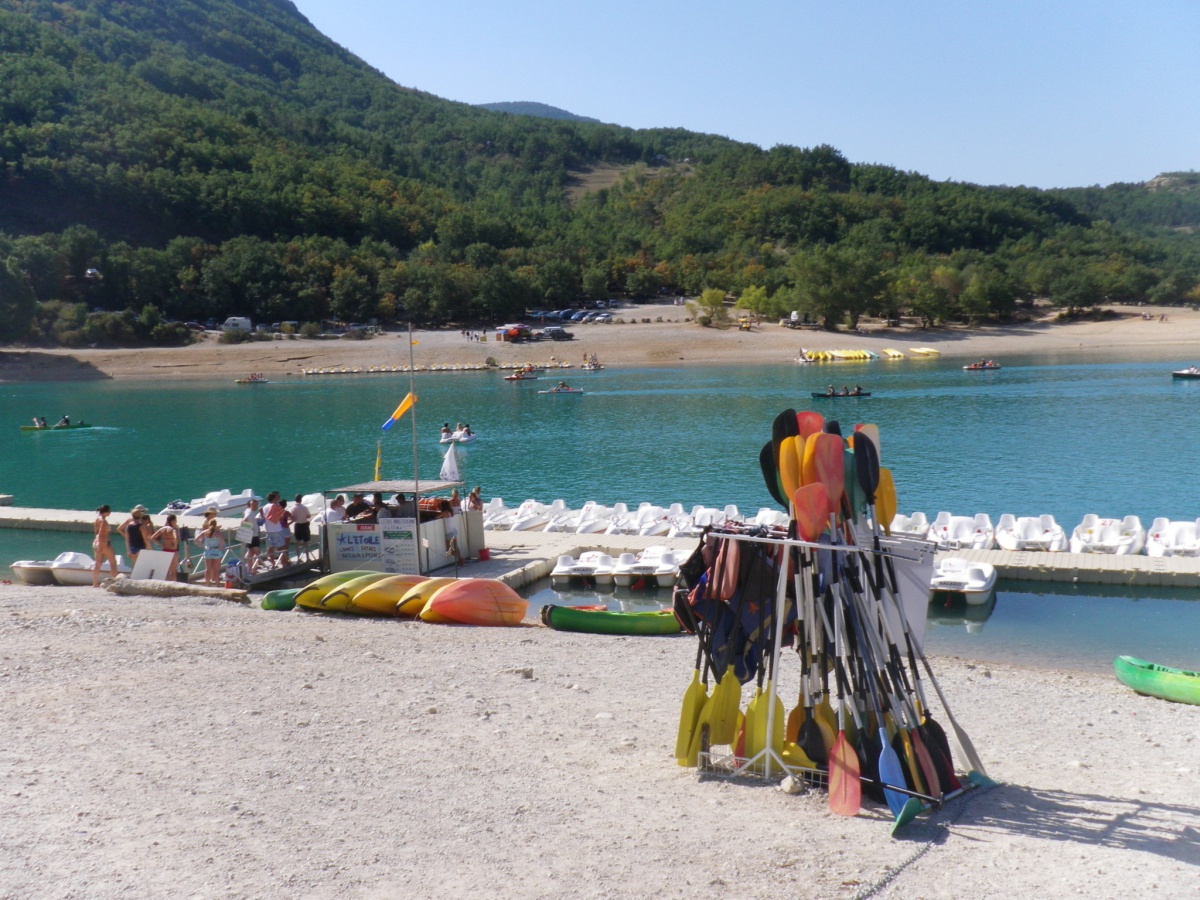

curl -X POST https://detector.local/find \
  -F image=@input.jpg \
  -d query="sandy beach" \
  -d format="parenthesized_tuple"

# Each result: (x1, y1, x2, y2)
(0, 582, 1197, 898)
(2, 303, 1199, 382)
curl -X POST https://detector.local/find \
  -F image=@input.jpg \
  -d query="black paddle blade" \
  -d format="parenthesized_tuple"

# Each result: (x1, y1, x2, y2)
(759, 441, 787, 508)
(854, 430, 880, 504)
(772, 408, 800, 446)
(823, 419, 842, 436)
(858, 730, 885, 803)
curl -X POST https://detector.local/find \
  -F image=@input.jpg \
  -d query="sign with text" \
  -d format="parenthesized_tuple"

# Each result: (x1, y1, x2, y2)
(327, 519, 420, 574)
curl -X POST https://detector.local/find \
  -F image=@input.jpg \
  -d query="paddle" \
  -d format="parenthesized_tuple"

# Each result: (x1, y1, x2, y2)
(823, 419, 842, 437)
(796, 410, 824, 440)
(675, 639, 709, 765)
(827, 582, 861, 815)
(759, 441, 787, 509)
(790, 483, 830, 764)
(779, 435, 803, 503)
(877, 467, 897, 536)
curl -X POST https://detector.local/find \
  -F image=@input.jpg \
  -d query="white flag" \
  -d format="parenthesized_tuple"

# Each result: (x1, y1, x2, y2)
(439, 443, 460, 482)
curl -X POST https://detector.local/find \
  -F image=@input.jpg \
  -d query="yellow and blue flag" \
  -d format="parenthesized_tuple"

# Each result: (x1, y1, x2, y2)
(381, 392, 416, 431)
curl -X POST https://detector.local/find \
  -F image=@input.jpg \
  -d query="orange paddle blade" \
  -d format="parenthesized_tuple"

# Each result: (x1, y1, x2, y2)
(828, 733, 862, 816)
(792, 484, 829, 542)
(809, 432, 845, 514)
(796, 410, 824, 440)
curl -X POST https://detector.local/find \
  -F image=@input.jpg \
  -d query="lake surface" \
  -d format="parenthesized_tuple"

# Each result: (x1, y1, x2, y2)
(4, 353, 1199, 673)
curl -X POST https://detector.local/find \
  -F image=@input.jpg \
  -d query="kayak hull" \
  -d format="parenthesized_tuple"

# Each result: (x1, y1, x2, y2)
(810, 392, 871, 399)
(1114, 655, 1200, 705)
(540, 605, 681, 636)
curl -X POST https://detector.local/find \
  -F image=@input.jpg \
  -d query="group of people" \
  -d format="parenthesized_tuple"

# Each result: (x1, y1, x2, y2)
(30, 416, 70, 428)
(91, 504, 217, 586)
(824, 384, 866, 396)
(238, 493, 315, 574)
(440, 422, 475, 439)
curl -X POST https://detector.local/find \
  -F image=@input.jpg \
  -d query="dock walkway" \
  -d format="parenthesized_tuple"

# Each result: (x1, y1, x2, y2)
(6, 506, 1200, 590)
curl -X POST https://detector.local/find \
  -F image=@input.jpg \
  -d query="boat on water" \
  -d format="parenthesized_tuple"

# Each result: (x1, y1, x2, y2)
(612, 545, 681, 588)
(20, 421, 93, 432)
(811, 390, 871, 399)
(1171, 366, 1200, 379)
(550, 551, 617, 586)
(1068, 514, 1146, 555)
(928, 512, 996, 550)
(995, 514, 1067, 552)
(1145, 517, 1200, 557)
(439, 429, 477, 444)
(889, 511, 931, 538)
(929, 557, 997, 604)
(927, 590, 997, 633)
(158, 487, 261, 518)
(503, 372, 538, 381)
(538, 386, 584, 395)
(963, 360, 1001, 371)
(1114, 655, 1200, 706)
(540, 605, 680, 636)
(235, 374, 269, 384)
(543, 501, 614, 534)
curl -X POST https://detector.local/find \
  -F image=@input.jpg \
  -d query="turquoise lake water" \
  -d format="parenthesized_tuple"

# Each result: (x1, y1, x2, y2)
(3, 353, 1199, 672)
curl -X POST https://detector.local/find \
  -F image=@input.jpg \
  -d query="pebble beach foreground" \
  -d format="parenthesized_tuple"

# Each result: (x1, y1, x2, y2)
(1, 583, 1197, 898)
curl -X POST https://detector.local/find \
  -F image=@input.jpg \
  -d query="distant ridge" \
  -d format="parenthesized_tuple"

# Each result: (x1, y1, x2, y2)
(479, 101, 604, 124)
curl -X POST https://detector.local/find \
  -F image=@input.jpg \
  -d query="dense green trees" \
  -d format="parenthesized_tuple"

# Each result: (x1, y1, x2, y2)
(0, 0, 1198, 344)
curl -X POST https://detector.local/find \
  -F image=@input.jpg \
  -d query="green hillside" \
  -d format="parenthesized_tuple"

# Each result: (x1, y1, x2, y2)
(0, 0, 1197, 346)
(478, 101, 603, 124)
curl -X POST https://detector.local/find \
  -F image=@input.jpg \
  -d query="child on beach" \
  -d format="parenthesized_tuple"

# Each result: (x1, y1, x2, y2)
(195, 519, 225, 586)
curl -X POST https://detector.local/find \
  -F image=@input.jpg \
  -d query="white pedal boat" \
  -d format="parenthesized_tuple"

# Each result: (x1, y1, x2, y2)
(889, 511, 930, 538)
(159, 488, 260, 518)
(550, 551, 617, 586)
(543, 501, 614, 534)
(439, 429, 477, 444)
(612, 545, 681, 588)
(51, 551, 132, 585)
(1145, 518, 1200, 557)
(995, 514, 1067, 552)
(485, 498, 554, 531)
(928, 512, 996, 550)
(1068, 515, 1146, 555)
(930, 557, 997, 604)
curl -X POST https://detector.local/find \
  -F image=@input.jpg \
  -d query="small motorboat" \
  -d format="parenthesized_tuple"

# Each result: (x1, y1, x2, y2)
(612, 545, 681, 588)
(995, 514, 1068, 552)
(550, 551, 617, 586)
(1171, 366, 1200, 379)
(1145, 518, 1200, 557)
(503, 372, 538, 381)
(159, 488, 261, 518)
(889, 511, 931, 538)
(50, 551, 132, 585)
(811, 390, 871, 399)
(930, 557, 997, 604)
(538, 386, 584, 395)
(928, 512, 995, 550)
(20, 421, 93, 432)
(963, 361, 1001, 371)
(1069, 515, 1146, 555)
(1114, 655, 1200, 705)
(234, 375, 269, 384)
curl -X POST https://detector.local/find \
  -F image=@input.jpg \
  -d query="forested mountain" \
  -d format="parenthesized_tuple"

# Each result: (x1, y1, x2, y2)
(0, 0, 1197, 346)
(478, 102, 603, 124)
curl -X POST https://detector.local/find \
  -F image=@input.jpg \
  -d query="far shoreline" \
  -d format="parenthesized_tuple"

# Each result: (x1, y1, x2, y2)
(2, 302, 1198, 383)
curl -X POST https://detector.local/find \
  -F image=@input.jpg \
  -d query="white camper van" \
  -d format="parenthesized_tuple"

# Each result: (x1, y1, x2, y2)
(222, 317, 252, 332)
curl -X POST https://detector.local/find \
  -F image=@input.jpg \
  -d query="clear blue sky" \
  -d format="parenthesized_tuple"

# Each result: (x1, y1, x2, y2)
(292, 0, 1199, 189)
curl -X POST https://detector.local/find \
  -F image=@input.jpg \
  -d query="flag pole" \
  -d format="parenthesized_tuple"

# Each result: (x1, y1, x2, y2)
(408, 321, 419, 499)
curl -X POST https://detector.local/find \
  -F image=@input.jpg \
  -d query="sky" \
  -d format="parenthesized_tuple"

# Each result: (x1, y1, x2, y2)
(291, 0, 1199, 189)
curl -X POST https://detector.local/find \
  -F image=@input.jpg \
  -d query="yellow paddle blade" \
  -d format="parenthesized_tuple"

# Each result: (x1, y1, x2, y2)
(674, 670, 708, 763)
(781, 740, 818, 771)
(683, 694, 716, 768)
(878, 467, 897, 535)
(785, 703, 804, 744)
(708, 667, 741, 746)
(779, 436, 802, 500)
(815, 698, 837, 758)
(744, 687, 765, 759)
(769, 688, 786, 755)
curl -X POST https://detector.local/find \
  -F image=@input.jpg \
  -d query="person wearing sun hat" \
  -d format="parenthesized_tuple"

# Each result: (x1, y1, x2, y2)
(118, 506, 152, 563)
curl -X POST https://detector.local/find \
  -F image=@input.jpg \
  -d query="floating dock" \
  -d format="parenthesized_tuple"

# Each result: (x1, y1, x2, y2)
(5, 507, 1200, 590)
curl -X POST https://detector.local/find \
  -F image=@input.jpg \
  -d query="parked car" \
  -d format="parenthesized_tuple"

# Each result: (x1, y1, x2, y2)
(569, 310, 591, 322)
(541, 326, 574, 340)
(592, 313, 613, 323)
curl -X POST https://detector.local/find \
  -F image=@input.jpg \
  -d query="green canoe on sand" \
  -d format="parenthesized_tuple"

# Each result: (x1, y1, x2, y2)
(540, 605, 681, 636)
(1114, 655, 1200, 706)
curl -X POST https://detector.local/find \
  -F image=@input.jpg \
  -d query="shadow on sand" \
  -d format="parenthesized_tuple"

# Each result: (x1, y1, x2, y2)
(0, 351, 112, 382)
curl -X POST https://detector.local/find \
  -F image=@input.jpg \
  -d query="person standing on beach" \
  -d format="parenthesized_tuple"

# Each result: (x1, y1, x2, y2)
(240, 498, 262, 572)
(194, 519, 225, 586)
(91, 505, 118, 587)
(290, 494, 312, 559)
(261, 492, 291, 567)
(117, 507, 151, 564)
(151, 514, 181, 581)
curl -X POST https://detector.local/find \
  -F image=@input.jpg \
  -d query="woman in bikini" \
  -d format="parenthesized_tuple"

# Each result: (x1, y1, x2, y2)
(91, 505, 119, 587)
(151, 514, 181, 581)
(194, 519, 225, 586)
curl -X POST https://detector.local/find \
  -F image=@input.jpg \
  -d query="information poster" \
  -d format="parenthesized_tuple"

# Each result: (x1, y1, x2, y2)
(327, 518, 420, 574)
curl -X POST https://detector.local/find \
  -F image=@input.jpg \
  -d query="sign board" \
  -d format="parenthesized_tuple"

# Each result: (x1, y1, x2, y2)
(326, 518, 420, 574)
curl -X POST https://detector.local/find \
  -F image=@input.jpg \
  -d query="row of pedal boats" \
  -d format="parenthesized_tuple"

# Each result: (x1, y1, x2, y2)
(482, 499, 787, 537)
(894, 511, 1200, 557)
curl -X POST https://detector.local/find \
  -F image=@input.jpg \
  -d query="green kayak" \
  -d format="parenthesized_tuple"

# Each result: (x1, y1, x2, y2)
(260, 588, 299, 611)
(540, 605, 681, 636)
(1114, 655, 1200, 706)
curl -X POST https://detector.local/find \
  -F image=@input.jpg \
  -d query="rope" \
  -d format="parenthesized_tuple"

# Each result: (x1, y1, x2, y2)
(851, 779, 998, 900)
